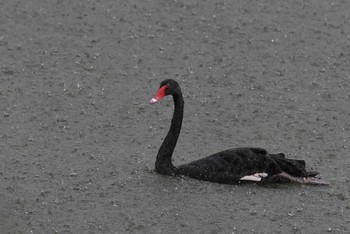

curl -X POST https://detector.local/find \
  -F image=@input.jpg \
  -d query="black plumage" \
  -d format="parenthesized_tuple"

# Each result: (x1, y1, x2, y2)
(150, 79, 327, 185)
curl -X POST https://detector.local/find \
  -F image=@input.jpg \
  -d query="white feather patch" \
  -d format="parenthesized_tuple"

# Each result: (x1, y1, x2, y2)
(240, 175, 261, 181)
(240, 173, 268, 182)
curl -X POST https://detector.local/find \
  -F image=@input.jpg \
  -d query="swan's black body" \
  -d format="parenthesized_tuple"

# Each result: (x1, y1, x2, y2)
(150, 79, 327, 185)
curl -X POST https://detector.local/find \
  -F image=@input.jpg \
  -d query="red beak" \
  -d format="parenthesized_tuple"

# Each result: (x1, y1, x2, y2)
(150, 85, 168, 104)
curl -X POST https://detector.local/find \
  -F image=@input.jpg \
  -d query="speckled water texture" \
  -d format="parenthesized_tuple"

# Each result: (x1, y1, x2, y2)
(0, 0, 349, 233)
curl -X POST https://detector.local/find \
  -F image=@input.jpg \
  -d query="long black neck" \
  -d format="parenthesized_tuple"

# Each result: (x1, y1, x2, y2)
(155, 92, 184, 175)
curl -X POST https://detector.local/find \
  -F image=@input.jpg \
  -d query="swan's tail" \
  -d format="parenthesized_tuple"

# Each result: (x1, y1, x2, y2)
(267, 154, 329, 185)
(271, 154, 319, 175)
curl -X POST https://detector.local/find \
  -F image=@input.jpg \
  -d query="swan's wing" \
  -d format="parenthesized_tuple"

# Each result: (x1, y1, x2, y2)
(176, 148, 272, 183)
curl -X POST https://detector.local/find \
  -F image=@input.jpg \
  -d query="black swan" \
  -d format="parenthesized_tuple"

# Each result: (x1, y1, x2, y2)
(150, 79, 328, 185)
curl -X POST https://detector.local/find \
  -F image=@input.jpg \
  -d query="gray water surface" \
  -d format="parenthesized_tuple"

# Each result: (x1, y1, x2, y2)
(0, 0, 349, 233)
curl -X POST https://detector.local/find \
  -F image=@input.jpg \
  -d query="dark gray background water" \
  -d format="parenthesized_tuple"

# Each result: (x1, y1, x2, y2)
(0, 0, 349, 233)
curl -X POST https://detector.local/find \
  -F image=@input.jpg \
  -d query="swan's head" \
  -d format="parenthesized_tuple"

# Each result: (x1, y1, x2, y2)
(150, 79, 179, 104)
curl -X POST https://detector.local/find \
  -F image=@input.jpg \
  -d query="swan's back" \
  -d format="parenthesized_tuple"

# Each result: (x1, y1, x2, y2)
(175, 147, 318, 184)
